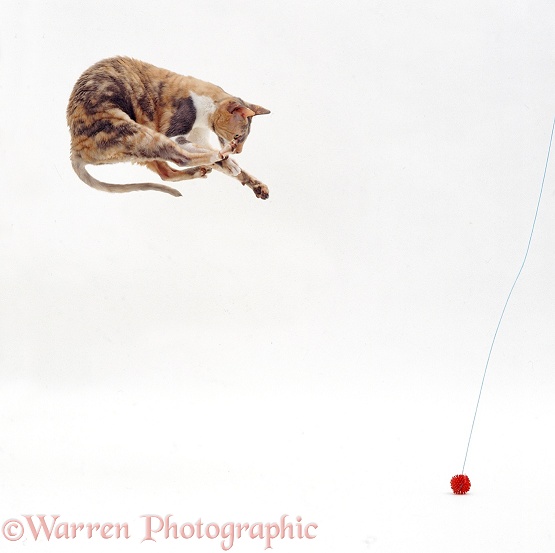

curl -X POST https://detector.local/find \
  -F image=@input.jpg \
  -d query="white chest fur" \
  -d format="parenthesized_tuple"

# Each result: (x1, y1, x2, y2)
(190, 93, 215, 129)
(185, 92, 216, 146)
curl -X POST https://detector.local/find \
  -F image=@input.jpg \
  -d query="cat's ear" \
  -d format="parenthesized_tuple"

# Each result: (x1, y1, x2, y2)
(226, 100, 270, 118)
(245, 102, 271, 116)
(226, 101, 256, 119)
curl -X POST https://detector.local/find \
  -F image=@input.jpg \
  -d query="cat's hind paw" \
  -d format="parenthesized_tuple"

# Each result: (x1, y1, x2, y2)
(197, 166, 212, 178)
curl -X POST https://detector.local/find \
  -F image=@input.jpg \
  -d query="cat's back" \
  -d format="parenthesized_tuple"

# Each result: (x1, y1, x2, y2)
(67, 57, 173, 123)
(69, 56, 173, 96)
(67, 57, 229, 129)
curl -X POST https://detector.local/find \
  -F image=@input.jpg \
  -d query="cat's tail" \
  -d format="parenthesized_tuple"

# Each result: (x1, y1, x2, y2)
(71, 156, 182, 197)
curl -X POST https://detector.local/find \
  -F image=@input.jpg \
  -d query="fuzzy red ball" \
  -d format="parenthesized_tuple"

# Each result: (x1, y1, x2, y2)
(450, 474, 471, 494)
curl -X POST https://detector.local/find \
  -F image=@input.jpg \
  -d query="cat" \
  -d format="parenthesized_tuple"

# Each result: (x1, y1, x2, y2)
(66, 56, 271, 199)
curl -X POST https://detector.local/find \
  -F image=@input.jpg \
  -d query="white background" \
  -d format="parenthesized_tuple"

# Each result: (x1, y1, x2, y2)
(1, 1, 555, 551)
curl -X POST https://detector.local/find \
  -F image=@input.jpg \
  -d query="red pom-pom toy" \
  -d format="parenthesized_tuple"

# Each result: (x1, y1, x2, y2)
(450, 474, 471, 495)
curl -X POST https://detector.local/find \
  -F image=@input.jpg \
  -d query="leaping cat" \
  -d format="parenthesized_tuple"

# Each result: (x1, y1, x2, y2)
(67, 56, 271, 199)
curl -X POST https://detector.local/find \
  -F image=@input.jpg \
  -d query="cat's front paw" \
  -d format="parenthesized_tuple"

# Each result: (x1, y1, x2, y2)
(241, 175, 269, 199)
(253, 183, 269, 200)
(247, 180, 269, 199)
(220, 140, 238, 156)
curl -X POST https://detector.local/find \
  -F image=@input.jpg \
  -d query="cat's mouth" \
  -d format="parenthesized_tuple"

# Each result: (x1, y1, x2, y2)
(219, 139, 244, 157)
(220, 140, 238, 157)
(228, 139, 243, 154)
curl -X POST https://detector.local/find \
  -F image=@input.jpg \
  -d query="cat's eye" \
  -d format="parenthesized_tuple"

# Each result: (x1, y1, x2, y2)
(234, 134, 240, 140)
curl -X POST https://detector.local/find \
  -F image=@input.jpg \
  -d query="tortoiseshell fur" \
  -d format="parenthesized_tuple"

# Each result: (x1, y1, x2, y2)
(67, 57, 270, 199)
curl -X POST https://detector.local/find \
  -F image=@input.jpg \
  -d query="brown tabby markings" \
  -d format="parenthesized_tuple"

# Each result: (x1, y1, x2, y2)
(67, 57, 270, 198)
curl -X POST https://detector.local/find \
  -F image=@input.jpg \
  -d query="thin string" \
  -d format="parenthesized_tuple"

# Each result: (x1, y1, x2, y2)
(461, 117, 555, 475)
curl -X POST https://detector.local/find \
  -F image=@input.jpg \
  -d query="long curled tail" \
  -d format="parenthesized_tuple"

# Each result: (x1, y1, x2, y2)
(71, 156, 182, 197)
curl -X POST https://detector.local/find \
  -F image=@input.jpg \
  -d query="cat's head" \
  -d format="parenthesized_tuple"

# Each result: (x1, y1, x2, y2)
(212, 98, 270, 153)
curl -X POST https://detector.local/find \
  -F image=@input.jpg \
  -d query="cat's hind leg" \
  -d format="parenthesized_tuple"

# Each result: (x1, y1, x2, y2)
(69, 111, 227, 195)
(71, 113, 224, 168)
(144, 161, 213, 182)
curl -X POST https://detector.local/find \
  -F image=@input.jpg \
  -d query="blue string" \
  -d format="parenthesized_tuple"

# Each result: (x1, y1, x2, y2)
(461, 117, 555, 475)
